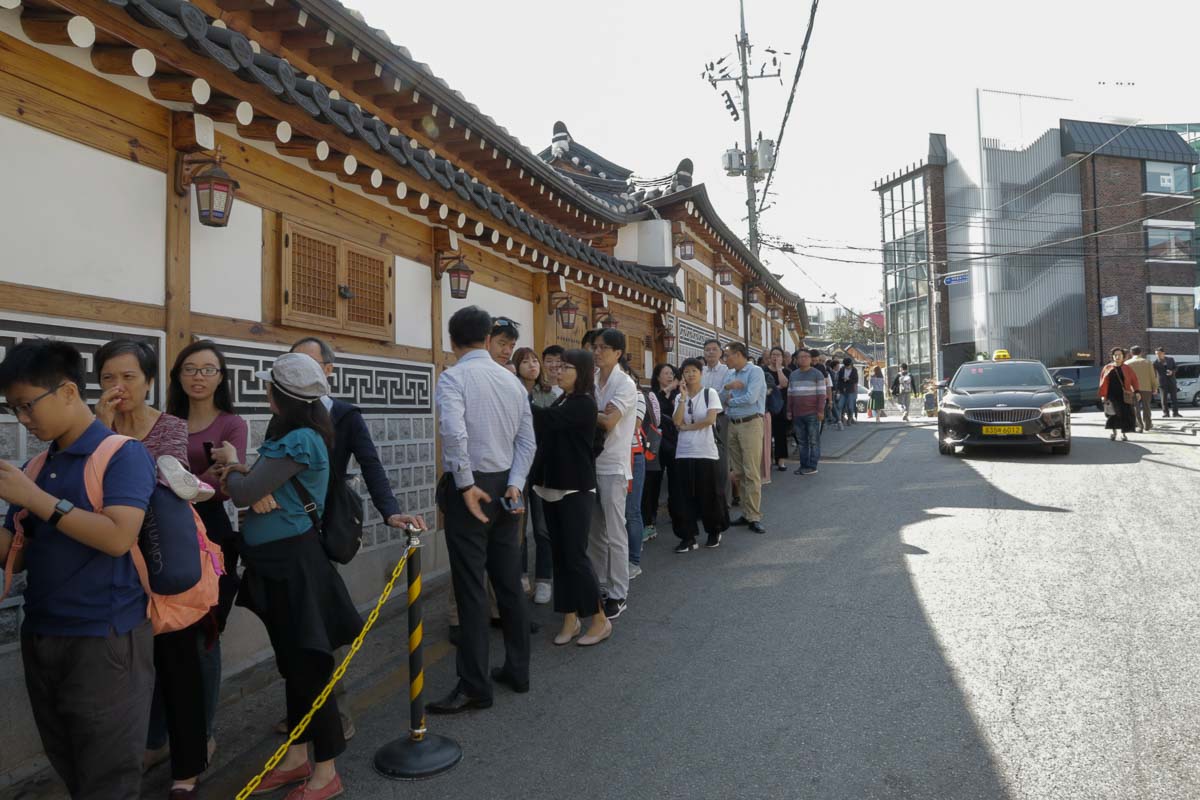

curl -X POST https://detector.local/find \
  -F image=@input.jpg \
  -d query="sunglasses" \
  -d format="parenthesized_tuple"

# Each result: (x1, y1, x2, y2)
(492, 317, 520, 332)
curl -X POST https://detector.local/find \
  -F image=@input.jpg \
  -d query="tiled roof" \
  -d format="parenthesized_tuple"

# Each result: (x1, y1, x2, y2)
(538, 121, 634, 180)
(107, 0, 680, 300)
(1060, 119, 1200, 165)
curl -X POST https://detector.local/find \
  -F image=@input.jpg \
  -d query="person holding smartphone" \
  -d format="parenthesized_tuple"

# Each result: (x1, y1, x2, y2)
(428, 306, 536, 714)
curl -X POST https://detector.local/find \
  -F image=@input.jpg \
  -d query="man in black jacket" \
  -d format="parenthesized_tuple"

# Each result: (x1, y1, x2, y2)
(1154, 347, 1181, 418)
(290, 337, 426, 738)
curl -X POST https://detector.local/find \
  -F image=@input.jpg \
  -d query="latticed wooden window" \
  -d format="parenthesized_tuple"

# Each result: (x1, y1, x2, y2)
(723, 296, 739, 333)
(751, 313, 765, 346)
(687, 274, 707, 318)
(281, 219, 394, 340)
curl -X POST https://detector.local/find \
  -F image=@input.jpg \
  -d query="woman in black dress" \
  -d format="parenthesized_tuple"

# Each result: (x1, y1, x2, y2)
(766, 347, 791, 470)
(641, 363, 679, 540)
(1099, 347, 1140, 441)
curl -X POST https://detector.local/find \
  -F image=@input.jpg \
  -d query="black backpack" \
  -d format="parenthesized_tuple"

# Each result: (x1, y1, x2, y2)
(292, 473, 364, 565)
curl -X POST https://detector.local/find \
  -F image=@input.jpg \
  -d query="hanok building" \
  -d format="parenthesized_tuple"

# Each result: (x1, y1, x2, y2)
(0, 0, 805, 775)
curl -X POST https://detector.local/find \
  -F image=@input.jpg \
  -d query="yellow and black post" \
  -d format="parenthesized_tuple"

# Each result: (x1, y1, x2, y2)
(373, 527, 462, 780)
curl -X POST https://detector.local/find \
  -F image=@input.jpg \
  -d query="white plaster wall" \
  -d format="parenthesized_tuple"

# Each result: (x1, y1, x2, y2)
(0, 115, 165, 304)
(394, 256, 433, 349)
(190, 203, 263, 321)
(674, 270, 686, 314)
(441, 281, 534, 354)
(687, 257, 714, 281)
(706, 285, 715, 326)
(614, 224, 638, 262)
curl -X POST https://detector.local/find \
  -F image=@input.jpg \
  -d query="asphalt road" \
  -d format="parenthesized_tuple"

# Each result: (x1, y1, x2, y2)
(17, 410, 1200, 800)
(308, 409, 1200, 800)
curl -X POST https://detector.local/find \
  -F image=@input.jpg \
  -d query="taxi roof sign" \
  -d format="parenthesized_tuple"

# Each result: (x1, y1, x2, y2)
(992, 349, 1012, 360)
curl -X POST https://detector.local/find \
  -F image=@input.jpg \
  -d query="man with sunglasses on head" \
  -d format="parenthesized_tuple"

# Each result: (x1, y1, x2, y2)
(488, 317, 521, 368)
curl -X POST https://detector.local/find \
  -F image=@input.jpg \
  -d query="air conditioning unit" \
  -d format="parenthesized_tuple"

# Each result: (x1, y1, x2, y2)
(722, 147, 745, 177)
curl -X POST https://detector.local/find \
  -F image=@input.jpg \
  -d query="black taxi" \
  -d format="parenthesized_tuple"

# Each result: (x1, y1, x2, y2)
(937, 359, 1074, 456)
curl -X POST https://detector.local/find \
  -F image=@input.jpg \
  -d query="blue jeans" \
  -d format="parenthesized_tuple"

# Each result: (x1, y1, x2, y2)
(625, 452, 646, 565)
(793, 414, 822, 469)
(840, 391, 857, 421)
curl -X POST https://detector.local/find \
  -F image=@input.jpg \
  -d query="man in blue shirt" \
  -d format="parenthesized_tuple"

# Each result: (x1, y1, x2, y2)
(722, 342, 767, 534)
(0, 340, 156, 799)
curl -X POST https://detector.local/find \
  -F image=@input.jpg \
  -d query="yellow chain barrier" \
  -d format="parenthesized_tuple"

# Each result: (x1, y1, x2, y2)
(235, 545, 415, 800)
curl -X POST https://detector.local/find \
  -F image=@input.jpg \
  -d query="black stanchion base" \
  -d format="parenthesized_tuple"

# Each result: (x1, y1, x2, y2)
(373, 734, 463, 780)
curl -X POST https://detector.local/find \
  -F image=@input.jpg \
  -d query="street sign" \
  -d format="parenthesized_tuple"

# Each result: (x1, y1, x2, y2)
(1101, 296, 1119, 317)
(943, 273, 969, 286)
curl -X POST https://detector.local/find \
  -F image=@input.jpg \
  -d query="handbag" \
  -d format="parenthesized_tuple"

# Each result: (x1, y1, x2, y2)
(292, 474, 364, 565)
(1103, 399, 1116, 417)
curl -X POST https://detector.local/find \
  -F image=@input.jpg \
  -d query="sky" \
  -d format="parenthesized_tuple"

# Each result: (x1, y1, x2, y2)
(351, 0, 1200, 315)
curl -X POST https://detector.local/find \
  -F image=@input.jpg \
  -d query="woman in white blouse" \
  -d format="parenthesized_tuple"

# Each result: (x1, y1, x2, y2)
(668, 358, 730, 553)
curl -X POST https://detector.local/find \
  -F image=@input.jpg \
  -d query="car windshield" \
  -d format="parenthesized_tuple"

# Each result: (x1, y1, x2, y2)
(951, 362, 1053, 391)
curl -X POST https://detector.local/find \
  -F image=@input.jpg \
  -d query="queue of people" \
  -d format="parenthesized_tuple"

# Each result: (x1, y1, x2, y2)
(0, 334, 424, 800)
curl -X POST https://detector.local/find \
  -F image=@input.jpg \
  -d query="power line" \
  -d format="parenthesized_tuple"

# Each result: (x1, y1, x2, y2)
(756, 0, 819, 215)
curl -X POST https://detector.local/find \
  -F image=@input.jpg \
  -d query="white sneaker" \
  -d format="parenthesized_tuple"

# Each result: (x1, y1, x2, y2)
(629, 563, 643, 580)
(195, 481, 216, 503)
(157, 455, 200, 501)
(533, 581, 552, 604)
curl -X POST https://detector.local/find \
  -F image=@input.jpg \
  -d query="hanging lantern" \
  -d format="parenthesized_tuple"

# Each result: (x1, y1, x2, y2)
(678, 240, 695, 260)
(769, 306, 781, 320)
(192, 164, 239, 228)
(445, 258, 474, 299)
(556, 297, 579, 329)
(598, 311, 618, 329)
(747, 286, 761, 304)
(663, 328, 677, 352)
(716, 266, 733, 286)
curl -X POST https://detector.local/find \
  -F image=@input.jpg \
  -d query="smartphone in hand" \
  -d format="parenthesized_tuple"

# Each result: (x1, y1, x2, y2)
(501, 495, 525, 514)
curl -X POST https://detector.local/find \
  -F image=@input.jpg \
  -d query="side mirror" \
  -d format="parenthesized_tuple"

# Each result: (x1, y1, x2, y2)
(1056, 377, 1076, 387)
(935, 380, 949, 390)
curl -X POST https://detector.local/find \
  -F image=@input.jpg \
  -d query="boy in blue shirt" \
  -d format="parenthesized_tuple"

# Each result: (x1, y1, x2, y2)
(0, 340, 156, 800)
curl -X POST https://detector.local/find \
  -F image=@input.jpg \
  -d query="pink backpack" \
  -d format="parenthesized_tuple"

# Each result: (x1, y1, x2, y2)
(2, 435, 223, 634)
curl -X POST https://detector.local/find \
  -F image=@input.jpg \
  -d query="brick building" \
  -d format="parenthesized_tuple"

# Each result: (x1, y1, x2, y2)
(875, 118, 1198, 379)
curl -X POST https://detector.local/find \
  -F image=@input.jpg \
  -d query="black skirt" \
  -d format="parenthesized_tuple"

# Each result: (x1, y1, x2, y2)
(236, 529, 363, 656)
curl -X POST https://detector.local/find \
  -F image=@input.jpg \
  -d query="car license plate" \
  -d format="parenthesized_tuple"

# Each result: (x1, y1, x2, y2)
(982, 425, 1022, 435)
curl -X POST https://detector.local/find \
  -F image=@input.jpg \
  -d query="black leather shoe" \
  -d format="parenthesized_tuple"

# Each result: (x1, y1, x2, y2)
(490, 667, 530, 694)
(731, 516, 751, 526)
(427, 685, 493, 715)
(748, 521, 766, 534)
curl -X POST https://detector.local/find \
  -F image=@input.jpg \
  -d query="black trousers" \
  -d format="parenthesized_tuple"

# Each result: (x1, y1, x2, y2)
(543, 490, 601, 616)
(642, 446, 673, 527)
(259, 577, 345, 762)
(521, 489, 553, 581)
(1161, 386, 1179, 415)
(22, 620, 154, 800)
(771, 411, 791, 461)
(154, 623, 209, 779)
(440, 471, 530, 700)
(668, 457, 729, 541)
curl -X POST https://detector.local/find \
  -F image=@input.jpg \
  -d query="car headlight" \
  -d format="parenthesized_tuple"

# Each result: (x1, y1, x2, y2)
(1041, 399, 1067, 414)
(940, 400, 964, 415)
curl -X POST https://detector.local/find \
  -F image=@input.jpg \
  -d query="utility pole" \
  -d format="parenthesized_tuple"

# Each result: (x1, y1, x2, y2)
(737, 0, 760, 256)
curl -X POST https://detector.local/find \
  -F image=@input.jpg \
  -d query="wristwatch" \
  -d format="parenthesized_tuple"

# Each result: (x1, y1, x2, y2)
(47, 498, 75, 529)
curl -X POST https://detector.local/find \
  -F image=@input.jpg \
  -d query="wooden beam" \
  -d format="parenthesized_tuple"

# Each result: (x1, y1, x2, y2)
(147, 74, 211, 105)
(532, 272, 549, 354)
(19, 9, 95, 47)
(171, 111, 213, 153)
(91, 45, 156, 77)
(280, 28, 334, 50)
(165, 112, 192, 365)
(303, 45, 355, 67)
(0, 281, 165, 328)
(250, 7, 306, 31)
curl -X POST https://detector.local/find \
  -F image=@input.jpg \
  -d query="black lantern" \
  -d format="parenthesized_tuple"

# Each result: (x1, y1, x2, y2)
(769, 306, 781, 320)
(192, 165, 239, 228)
(175, 147, 239, 229)
(556, 297, 580, 329)
(678, 240, 695, 260)
(445, 258, 474, 299)
(716, 266, 733, 286)
(663, 328, 677, 351)
(598, 311, 618, 329)
(747, 286, 761, 304)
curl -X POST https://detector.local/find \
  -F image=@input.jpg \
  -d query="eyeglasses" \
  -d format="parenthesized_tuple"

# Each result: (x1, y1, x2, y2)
(181, 366, 221, 378)
(593, 343, 615, 353)
(1, 382, 67, 419)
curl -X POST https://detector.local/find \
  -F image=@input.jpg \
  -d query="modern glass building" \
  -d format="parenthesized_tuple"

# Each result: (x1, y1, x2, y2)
(879, 172, 934, 386)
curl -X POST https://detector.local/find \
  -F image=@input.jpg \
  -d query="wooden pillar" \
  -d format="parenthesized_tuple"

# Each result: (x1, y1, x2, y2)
(429, 236, 445, 477)
(532, 272, 550, 353)
(164, 112, 192, 365)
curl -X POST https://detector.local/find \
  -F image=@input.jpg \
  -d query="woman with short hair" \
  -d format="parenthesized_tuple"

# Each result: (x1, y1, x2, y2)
(669, 358, 728, 552)
(1100, 347, 1140, 442)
